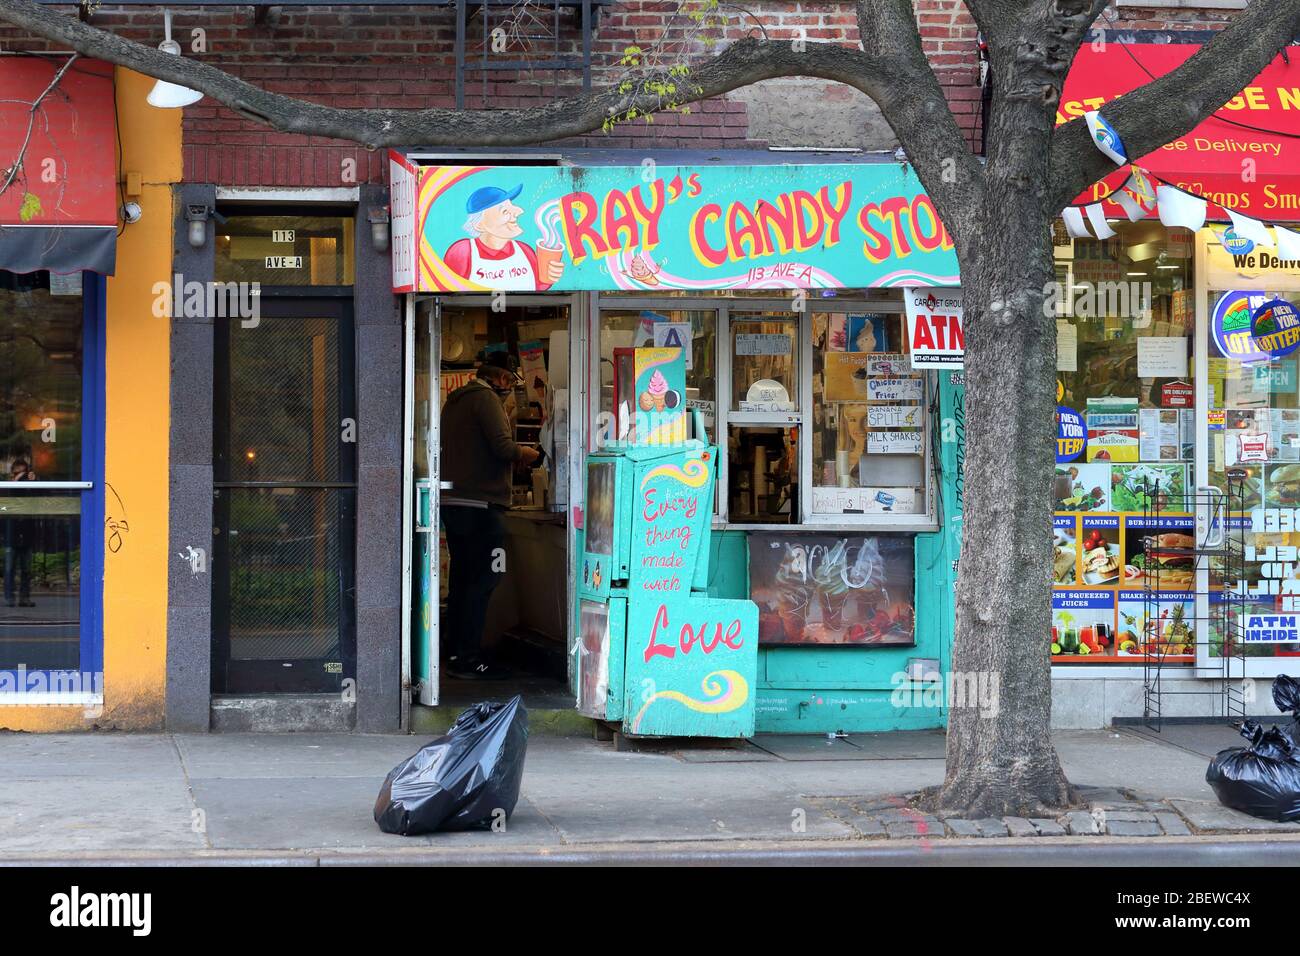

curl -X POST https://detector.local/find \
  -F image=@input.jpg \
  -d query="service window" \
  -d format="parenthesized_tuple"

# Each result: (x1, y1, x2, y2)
(810, 311, 926, 517)
(730, 312, 798, 412)
(598, 306, 718, 444)
(593, 293, 936, 530)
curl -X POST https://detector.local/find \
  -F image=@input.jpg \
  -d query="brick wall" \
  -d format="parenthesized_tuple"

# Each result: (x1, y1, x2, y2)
(3, 2, 1239, 188)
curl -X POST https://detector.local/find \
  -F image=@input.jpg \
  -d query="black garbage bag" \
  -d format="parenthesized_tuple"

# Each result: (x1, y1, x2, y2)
(1206, 719, 1300, 823)
(374, 696, 528, 835)
(1274, 675, 1300, 745)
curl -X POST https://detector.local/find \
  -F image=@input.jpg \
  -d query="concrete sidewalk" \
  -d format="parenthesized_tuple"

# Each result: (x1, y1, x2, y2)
(1, 724, 1297, 863)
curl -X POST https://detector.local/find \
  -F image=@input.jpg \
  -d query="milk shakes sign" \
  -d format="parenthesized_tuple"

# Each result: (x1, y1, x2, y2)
(903, 287, 964, 368)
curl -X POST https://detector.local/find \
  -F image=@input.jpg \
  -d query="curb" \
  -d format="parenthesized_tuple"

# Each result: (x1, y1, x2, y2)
(7, 833, 1300, 867)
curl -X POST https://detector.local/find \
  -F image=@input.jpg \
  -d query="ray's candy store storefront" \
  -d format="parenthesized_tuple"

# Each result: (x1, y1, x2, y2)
(390, 151, 968, 736)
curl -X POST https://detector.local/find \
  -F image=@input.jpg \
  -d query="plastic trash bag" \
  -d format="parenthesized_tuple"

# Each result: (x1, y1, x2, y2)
(1206, 719, 1300, 823)
(1274, 675, 1300, 745)
(374, 696, 528, 835)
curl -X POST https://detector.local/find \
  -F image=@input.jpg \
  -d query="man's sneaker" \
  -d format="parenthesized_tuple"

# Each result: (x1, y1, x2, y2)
(445, 657, 511, 680)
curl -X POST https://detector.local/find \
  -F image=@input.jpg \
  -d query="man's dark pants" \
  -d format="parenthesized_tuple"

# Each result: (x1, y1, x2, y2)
(440, 504, 506, 663)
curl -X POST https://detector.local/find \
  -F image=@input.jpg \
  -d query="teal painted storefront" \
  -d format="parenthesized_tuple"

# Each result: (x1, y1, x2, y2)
(703, 372, 965, 734)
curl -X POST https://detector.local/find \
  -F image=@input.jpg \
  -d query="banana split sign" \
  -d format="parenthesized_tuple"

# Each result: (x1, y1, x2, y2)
(904, 287, 964, 368)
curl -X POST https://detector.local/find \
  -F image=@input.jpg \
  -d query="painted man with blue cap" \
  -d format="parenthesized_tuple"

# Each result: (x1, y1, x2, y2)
(444, 183, 565, 291)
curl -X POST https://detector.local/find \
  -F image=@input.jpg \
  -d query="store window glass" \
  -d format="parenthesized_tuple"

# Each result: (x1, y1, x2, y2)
(215, 215, 356, 286)
(599, 308, 717, 444)
(811, 310, 924, 516)
(731, 312, 797, 412)
(0, 273, 86, 671)
(1203, 270, 1300, 660)
(1050, 220, 1195, 663)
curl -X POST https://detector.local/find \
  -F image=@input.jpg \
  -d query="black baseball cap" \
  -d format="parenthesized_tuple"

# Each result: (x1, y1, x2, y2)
(478, 351, 522, 384)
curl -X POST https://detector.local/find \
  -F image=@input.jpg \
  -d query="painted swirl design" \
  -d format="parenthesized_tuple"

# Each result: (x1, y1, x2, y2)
(640, 456, 709, 490)
(631, 669, 749, 733)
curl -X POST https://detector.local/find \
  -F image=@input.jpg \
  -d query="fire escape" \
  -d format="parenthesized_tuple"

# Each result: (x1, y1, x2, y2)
(454, 0, 611, 109)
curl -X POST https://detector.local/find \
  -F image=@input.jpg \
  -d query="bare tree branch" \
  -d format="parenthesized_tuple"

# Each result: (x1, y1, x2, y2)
(0, 0, 988, 234)
(0, 0, 869, 144)
(0, 51, 77, 199)
(1048, 0, 1300, 212)
(854, 0, 985, 234)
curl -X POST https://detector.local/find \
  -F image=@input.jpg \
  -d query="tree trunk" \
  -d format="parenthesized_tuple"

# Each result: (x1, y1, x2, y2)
(937, 25, 1080, 817)
(938, 219, 1075, 817)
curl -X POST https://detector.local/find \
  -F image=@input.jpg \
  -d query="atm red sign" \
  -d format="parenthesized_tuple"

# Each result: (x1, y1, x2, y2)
(904, 287, 964, 368)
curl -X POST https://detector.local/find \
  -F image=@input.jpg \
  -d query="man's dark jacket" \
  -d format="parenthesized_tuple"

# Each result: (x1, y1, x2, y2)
(441, 378, 522, 507)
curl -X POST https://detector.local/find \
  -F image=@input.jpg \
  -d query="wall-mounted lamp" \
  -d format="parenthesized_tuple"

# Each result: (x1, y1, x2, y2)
(368, 206, 390, 254)
(147, 10, 204, 109)
(120, 201, 143, 224)
(185, 204, 225, 248)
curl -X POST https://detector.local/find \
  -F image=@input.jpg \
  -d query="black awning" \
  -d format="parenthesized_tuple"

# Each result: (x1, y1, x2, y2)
(0, 226, 117, 276)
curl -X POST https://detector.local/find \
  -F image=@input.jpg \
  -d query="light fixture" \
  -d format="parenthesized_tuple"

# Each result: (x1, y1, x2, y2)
(185, 203, 211, 248)
(147, 10, 204, 109)
(120, 201, 142, 224)
(368, 206, 390, 253)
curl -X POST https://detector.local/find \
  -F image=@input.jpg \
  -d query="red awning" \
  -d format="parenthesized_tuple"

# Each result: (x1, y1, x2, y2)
(0, 58, 118, 274)
(1062, 43, 1300, 221)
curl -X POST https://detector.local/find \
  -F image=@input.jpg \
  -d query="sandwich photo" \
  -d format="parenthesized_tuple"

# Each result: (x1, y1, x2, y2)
(1267, 463, 1300, 507)
(1129, 532, 1195, 590)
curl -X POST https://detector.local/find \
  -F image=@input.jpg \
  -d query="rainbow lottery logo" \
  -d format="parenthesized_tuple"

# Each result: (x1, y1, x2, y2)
(1212, 291, 1269, 363)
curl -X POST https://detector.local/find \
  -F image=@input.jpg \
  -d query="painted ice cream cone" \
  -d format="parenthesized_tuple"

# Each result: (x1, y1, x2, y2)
(648, 369, 668, 412)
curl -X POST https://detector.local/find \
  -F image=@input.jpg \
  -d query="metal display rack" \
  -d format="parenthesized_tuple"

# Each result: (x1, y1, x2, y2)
(1140, 472, 1248, 731)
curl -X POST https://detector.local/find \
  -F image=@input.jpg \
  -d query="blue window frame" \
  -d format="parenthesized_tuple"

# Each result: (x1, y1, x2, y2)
(0, 272, 105, 698)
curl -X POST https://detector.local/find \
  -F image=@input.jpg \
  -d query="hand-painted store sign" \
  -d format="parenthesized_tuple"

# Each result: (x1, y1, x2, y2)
(389, 155, 960, 292)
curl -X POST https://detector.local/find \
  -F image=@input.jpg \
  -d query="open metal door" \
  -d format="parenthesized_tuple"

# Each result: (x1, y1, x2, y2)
(409, 296, 441, 705)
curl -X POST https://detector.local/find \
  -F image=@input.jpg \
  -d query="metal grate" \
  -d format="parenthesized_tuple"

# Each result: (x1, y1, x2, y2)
(1141, 474, 1248, 732)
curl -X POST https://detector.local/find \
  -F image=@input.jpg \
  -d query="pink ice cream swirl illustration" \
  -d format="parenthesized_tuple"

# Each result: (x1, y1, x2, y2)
(640, 369, 671, 412)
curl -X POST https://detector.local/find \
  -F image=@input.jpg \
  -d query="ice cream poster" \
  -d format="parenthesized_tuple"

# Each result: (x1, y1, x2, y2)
(399, 159, 959, 293)
(634, 347, 687, 446)
(749, 533, 916, 645)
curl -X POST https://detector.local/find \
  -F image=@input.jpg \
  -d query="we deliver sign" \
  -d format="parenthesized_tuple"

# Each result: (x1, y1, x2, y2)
(904, 288, 964, 369)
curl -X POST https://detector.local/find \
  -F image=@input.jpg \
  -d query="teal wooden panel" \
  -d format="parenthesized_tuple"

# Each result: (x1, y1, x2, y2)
(705, 529, 749, 600)
(755, 687, 946, 733)
(763, 645, 930, 689)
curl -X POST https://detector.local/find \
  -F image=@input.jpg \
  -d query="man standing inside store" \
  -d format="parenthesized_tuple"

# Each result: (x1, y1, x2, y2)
(440, 353, 540, 679)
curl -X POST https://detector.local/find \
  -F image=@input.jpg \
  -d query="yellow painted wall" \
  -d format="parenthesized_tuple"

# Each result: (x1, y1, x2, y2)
(0, 68, 179, 730)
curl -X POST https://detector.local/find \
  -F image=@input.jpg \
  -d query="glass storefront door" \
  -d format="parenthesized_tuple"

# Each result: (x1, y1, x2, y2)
(211, 296, 357, 693)
(1196, 227, 1300, 676)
